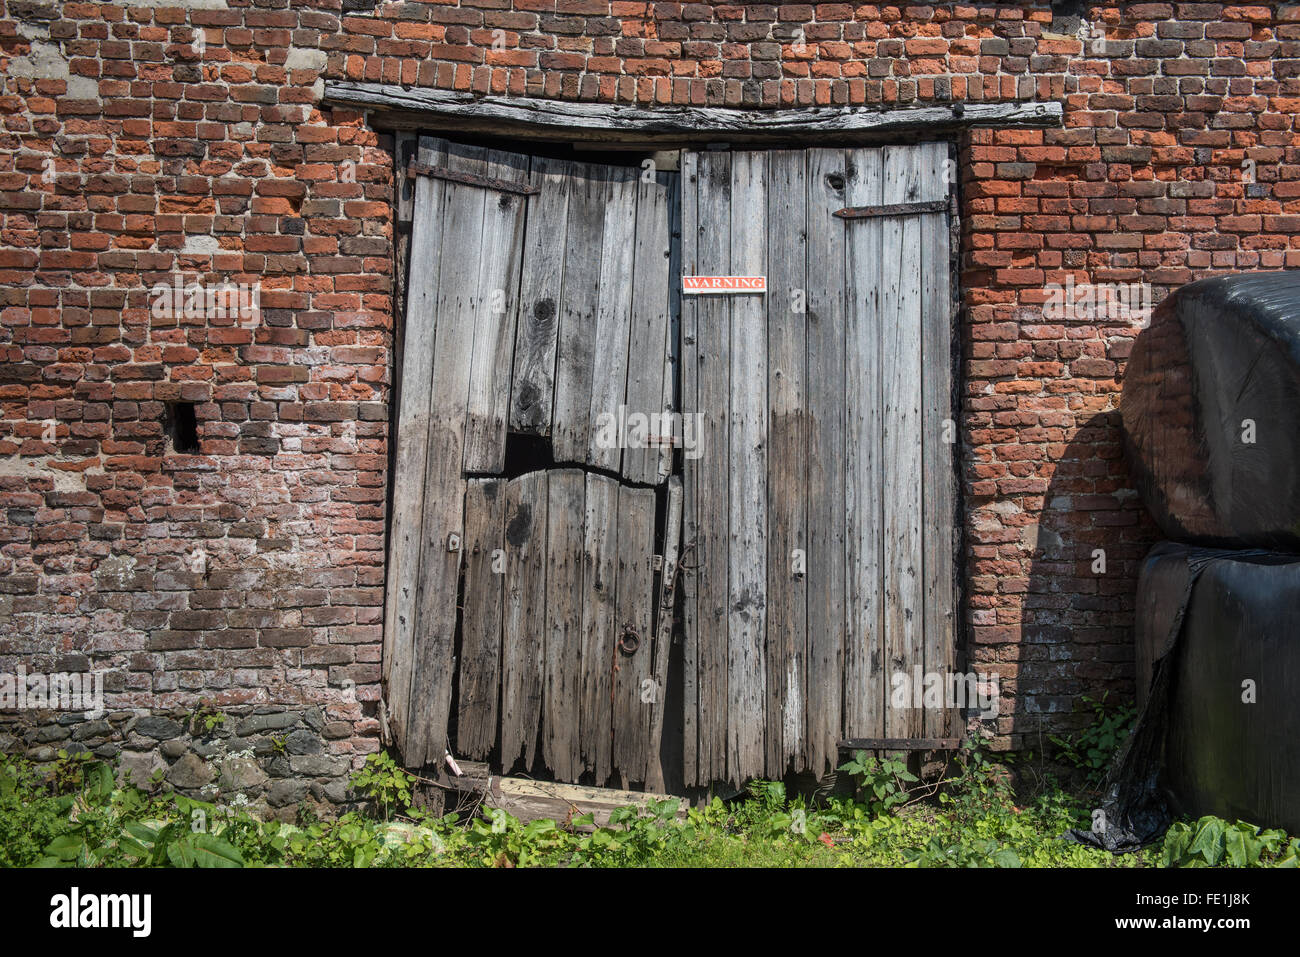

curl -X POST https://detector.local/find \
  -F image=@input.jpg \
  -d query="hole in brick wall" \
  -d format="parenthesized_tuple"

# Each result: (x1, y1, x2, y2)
(164, 402, 199, 454)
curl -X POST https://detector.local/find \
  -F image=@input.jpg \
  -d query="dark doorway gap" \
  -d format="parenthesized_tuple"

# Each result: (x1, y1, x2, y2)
(465, 431, 667, 491)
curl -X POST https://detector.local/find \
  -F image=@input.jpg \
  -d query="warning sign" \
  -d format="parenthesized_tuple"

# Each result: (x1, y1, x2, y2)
(681, 275, 767, 294)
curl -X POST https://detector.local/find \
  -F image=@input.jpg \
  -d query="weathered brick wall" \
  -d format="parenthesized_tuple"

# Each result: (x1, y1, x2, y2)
(1, 0, 1296, 793)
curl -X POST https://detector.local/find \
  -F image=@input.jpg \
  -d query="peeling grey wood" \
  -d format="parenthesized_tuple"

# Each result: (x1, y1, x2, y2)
(764, 149, 807, 774)
(501, 471, 548, 771)
(456, 478, 506, 759)
(690, 150, 731, 787)
(324, 82, 1063, 142)
(679, 150, 701, 787)
(383, 135, 449, 760)
(463, 147, 530, 474)
(804, 147, 848, 779)
(580, 473, 620, 782)
(727, 150, 768, 785)
(844, 146, 885, 743)
(408, 141, 490, 767)
(552, 165, 609, 463)
(880, 144, 926, 739)
(622, 169, 674, 485)
(544, 469, 585, 782)
(612, 485, 656, 785)
(508, 157, 571, 436)
(646, 474, 683, 791)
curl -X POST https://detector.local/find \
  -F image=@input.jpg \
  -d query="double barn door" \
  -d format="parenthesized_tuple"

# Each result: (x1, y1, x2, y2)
(384, 137, 958, 790)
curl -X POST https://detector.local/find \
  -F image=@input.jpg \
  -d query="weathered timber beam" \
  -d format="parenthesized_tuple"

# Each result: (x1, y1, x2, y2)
(323, 82, 1063, 144)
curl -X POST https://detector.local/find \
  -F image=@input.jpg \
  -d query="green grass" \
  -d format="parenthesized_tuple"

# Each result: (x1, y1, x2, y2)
(5, 746, 1296, 869)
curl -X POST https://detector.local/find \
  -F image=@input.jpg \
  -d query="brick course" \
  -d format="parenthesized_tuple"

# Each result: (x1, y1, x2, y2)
(1, 1, 1297, 782)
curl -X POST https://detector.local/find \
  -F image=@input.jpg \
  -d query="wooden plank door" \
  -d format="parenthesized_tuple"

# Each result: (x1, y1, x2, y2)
(385, 139, 678, 784)
(680, 144, 958, 787)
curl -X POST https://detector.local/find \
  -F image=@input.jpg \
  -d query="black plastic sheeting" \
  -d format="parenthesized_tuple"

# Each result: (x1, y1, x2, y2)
(1122, 271, 1300, 549)
(1066, 542, 1300, 851)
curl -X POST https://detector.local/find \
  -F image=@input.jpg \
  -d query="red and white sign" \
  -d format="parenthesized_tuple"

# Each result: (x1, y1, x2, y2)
(681, 275, 767, 294)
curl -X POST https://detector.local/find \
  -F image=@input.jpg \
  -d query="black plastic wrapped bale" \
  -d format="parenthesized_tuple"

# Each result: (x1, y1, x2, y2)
(1135, 542, 1300, 835)
(1122, 270, 1300, 549)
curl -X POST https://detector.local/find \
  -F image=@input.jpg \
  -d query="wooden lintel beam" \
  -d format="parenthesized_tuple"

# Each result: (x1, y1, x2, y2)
(324, 82, 1063, 144)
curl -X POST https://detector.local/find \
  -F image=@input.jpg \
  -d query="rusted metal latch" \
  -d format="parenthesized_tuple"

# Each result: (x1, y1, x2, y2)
(618, 626, 641, 656)
(407, 160, 539, 196)
(833, 199, 948, 219)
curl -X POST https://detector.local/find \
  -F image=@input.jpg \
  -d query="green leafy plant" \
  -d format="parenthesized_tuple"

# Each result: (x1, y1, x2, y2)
(348, 751, 414, 821)
(1162, 816, 1300, 868)
(1048, 693, 1137, 785)
(187, 701, 227, 736)
(838, 752, 918, 816)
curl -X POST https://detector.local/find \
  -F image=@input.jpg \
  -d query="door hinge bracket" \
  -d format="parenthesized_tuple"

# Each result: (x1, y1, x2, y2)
(833, 199, 948, 219)
(407, 160, 539, 196)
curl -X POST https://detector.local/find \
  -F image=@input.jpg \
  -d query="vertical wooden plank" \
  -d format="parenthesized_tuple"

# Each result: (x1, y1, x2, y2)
(646, 475, 683, 790)
(764, 149, 808, 774)
(622, 169, 674, 485)
(919, 142, 958, 739)
(463, 148, 531, 473)
(612, 485, 655, 785)
(508, 158, 572, 436)
(456, 478, 506, 759)
(691, 149, 731, 786)
(844, 147, 885, 743)
(580, 472, 620, 783)
(727, 150, 767, 784)
(660, 173, 683, 486)
(881, 145, 926, 739)
(804, 148, 848, 778)
(587, 167, 640, 473)
(407, 142, 491, 767)
(679, 151, 701, 786)
(383, 136, 449, 760)
(553, 165, 611, 463)
(544, 469, 585, 782)
(500, 471, 548, 771)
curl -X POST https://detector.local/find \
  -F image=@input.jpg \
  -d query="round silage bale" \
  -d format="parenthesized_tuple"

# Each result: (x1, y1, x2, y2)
(1122, 270, 1300, 549)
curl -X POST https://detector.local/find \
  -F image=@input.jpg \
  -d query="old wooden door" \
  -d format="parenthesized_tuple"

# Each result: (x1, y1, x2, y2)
(384, 138, 679, 785)
(679, 145, 959, 787)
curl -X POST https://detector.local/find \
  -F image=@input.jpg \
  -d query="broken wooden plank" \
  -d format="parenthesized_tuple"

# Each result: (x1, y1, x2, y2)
(727, 150, 768, 785)
(500, 470, 548, 771)
(880, 144, 925, 740)
(580, 473, 620, 783)
(463, 147, 530, 474)
(764, 148, 808, 775)
(442, 765, 685, 828)
(407, 141, 490, 767)
(646, 474, 683, 791)
(552, 164, 609, 464)
(456, 478, 507, 759)
(543, 469, 585, 782)
(804, 147, 848, 779)
(844, 146, 885, 744)
(383, 135, 449, 761)
(508, 156, 572, 437)
(622, 167, 674, 485)
(586, 166, 639, 473)
(611, 485, 655, 785)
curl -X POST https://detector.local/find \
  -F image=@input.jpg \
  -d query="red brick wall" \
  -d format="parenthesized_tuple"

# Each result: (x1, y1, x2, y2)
(1, 1, 1296, 770)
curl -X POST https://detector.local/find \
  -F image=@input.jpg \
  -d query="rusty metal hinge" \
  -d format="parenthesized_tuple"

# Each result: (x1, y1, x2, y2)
(407, 160, 539, 196)
(833, 199, 948, 220)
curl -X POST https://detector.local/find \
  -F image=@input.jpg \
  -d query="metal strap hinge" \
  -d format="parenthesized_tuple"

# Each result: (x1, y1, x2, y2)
(407, 160, 539, 196)
(833, 199, 949, 220)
